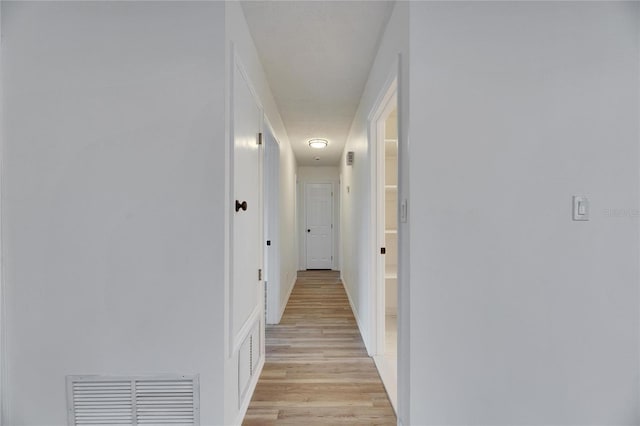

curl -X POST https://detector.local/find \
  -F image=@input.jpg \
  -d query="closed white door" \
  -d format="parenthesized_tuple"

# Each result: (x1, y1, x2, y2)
(305, 183, 333, 269)
(232, 61, 262, 339)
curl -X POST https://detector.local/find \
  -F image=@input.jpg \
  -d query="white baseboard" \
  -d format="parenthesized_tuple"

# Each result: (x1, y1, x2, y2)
(341, 277, 372, 355)
(277, 272, 297, 323)
(373, 354, 397, 414)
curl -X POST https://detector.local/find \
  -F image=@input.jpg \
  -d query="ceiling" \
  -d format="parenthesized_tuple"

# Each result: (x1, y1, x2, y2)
(241, 1, 395, 166)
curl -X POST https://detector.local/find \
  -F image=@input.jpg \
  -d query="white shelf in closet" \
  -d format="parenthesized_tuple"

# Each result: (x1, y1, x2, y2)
(385, 229, 397, 235)
(385, 264, 398, 279)
(385, 185, 397, 190)
(385, 139, 398, 156)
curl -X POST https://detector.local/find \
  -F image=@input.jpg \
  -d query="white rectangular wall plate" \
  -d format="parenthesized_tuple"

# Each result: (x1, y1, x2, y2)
(573, 196, 589, 221)
(400, 199, 408, 223)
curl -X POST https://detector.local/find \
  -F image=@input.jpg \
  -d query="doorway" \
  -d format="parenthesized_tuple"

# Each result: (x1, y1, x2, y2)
(263, 123, 280, 324)
(305, 183, 333, 269)
(371, 80, 398, 412)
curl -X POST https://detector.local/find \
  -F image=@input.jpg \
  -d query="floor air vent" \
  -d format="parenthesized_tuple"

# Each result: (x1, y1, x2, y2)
(67, 375, 200, 426)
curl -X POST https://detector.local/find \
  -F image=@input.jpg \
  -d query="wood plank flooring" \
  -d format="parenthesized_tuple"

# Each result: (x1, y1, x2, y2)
(243, 270, 396, 425)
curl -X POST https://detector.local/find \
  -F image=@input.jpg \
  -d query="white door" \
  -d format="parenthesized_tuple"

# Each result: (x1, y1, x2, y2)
(232, 62, 262, 339)
(305, 183, 333, 269)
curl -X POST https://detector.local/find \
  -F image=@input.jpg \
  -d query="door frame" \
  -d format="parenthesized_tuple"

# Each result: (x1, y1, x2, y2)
(227, 48, 265, 357)
(301, 180, 336, 270)
(369, 74, 398, 359)
(263, 119, 281, 325)
(226, 45, 267, 423)
(368, 53, 410, 423)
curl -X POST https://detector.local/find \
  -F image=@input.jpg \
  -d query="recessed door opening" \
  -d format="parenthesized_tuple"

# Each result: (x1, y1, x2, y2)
(263, 124, 281, 325)
(371, 80, 398, 413)
(383, 108, 398, 398)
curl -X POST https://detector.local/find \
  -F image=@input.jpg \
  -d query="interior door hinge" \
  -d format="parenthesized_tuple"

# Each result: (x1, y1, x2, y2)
(257, 132, 263, 145)
(258, 269, 262, 281)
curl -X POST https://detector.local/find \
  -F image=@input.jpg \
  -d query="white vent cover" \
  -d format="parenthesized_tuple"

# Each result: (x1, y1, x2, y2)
(67, 375, 199, 426)
(346, 151, 354, 166)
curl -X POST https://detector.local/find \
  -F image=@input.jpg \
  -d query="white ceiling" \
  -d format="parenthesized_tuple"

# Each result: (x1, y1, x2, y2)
(241, 1, 395, 166)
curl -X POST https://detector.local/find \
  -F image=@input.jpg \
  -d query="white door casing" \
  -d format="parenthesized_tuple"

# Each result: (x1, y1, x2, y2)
(305, 183, 333, 269)
(263, 123, 280, 325)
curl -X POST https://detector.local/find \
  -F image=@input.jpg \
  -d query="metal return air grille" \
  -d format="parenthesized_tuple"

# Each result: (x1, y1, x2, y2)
(67, 375, 200, 426)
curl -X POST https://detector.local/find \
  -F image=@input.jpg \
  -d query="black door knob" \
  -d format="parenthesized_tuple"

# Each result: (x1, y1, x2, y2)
(307, 229, 311, 233)
(235, 200, 248, 212)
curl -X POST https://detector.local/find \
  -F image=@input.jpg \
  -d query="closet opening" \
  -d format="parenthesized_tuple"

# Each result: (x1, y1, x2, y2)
(371, 79, 398, 412)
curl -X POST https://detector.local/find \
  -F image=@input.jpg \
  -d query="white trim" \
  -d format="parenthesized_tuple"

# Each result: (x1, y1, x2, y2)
(237, 316, 262, 406)
(342, 277, 372, 355)
(395, 51, 410, 426)
(225, 42, 236, 361)
(0, 3, 6, 422)
(231, 304, 262, 358)
(373, 354, 397, 414)
(232, 353, 265, 426)
(368, 58, 404, 421)
(277, 272, 297, 323)
(263, 123, 281, 325)
(339, 172, 343, 274)
(368, 64, 398, 359)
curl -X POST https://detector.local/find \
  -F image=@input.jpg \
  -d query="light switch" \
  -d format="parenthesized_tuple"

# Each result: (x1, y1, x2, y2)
(573, 196, 589, 221)
(578, 203, 586, 215)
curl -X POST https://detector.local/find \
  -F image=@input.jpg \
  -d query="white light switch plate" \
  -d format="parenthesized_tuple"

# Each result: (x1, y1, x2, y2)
(400, 199, 408, 223)
(573, 196, 589, 221)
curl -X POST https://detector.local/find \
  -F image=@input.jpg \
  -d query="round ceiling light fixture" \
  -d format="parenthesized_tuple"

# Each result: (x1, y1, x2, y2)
(308, 138, 328, 149)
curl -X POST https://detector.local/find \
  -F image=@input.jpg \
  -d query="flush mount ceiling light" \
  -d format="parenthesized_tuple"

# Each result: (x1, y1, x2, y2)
(308, 139, 328, 149)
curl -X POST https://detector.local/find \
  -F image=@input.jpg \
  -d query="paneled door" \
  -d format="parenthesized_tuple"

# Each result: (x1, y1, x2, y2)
(232, 61, 262, 339)
(305, 183, 333, 269)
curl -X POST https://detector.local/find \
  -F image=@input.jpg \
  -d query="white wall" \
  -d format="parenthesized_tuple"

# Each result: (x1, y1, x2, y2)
(278, 142, 298, 318)
(2, 2, 226, 424)
(297, 166, 340, 271)
(339, 5, 409, 419)
(224, 2, 298, 423)
(408, 2, 639, 425)
(1, 3, 296, 424)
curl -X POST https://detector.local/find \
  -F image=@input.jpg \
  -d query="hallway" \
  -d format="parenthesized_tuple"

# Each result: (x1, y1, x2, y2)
(243, 271, 396, 425)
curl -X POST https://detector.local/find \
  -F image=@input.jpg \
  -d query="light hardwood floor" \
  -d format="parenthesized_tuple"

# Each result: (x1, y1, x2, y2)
(243, 270, 397, 425)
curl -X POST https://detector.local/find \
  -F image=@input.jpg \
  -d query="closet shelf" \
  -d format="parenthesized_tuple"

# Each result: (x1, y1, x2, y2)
(385, 229, 397, 234)
(385, 264, 398, 279)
